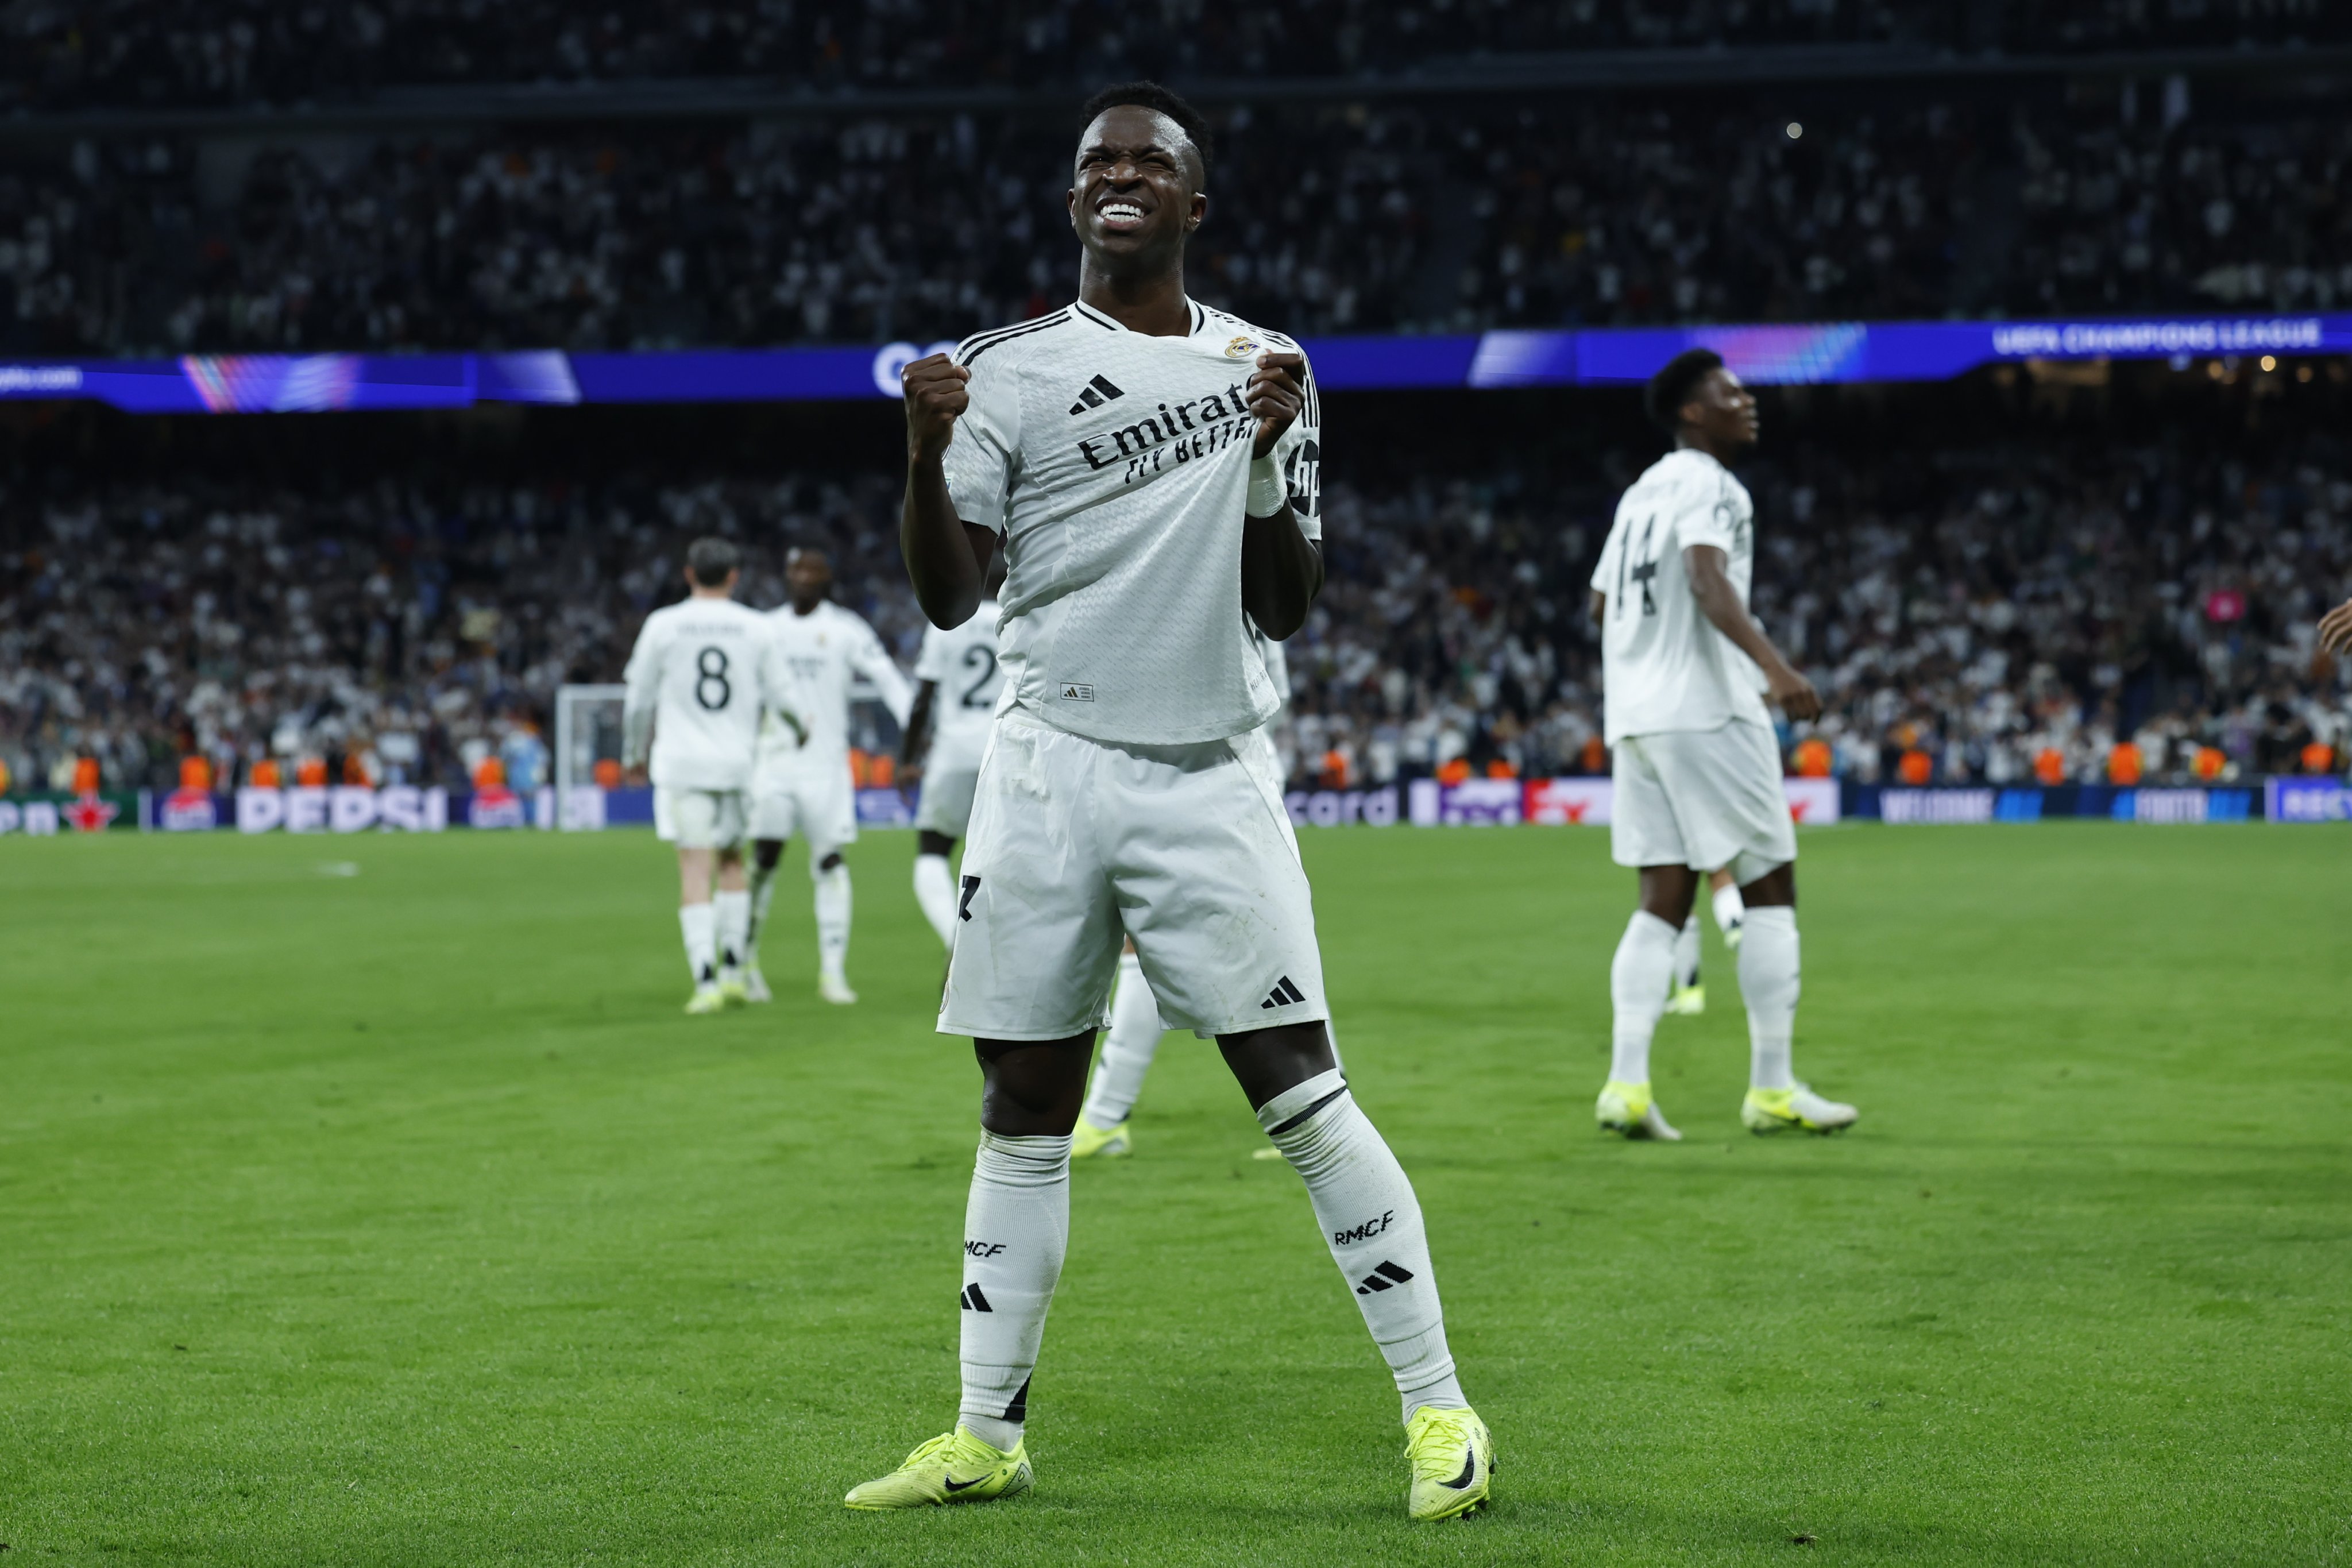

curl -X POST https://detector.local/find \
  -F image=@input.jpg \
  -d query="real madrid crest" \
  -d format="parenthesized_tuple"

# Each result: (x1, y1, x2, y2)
(1224, 335, 1258, 359)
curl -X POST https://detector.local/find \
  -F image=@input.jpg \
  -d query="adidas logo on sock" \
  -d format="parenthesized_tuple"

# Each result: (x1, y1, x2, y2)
(959, 1283, 993, 1312)
(1260, 975, 1306, 1010)
(1354, 1260, 1415, 1296)
(1067, 373, 1125, 415)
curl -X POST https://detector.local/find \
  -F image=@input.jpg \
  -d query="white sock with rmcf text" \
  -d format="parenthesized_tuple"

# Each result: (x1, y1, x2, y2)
(1081, 951, 1162, 1128)
(1739, 906, 1800, 1090)
(1609, 911, 1679, 1083)
(1671, 914, 1701, 992)
(1257, 1069, 1466, 1421)
(712, 889, 749, 976)
(957, 1130, 1070, 1451)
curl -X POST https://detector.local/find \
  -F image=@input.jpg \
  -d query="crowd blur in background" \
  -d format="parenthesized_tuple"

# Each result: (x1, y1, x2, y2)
(1, 0, 2348, 797)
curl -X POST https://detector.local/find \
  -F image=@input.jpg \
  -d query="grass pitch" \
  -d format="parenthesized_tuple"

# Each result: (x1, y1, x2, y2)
(2, 822, 2347, 1566)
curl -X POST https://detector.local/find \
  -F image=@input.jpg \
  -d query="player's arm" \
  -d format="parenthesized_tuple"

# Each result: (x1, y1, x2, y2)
(1240, 350, 1323, 640)
(2320, 596, 2352, 655)
(899, 679, 938, 789)
(758, 634, 809, 747)
(853, 627, 916, 728)
(620, 621, 661, 771)
(900, 354, 997, 630)
(1683, 544, 1821, 721)
(1590, 590, 1606, 622)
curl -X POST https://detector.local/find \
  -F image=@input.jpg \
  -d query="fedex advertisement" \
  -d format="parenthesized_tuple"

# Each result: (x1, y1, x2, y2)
(1408, 777, 1839, 828)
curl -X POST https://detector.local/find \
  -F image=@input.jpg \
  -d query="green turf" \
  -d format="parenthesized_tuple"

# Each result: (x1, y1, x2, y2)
(2, 823, 2347, 1566)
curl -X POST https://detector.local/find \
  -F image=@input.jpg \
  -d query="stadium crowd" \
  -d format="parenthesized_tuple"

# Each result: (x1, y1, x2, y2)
(4, 86, 2346, 358)
(6, 386, 2349, 800)
(16, 2, 2335, 114)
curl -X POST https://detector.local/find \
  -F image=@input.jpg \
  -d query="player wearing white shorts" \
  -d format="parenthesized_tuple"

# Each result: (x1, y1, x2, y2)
(899, 550, 1007, 947)
(1588, 347, 1857, 1140)
(742, 547, 913, 1006)
(620, 537, 801, 1014)
(847, 83, 1490, 1523)
(1069, 623, 1297, 1158)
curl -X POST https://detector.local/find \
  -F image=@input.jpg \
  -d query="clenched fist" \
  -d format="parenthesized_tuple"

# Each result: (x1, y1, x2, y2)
(902, 353, 970, 465)
(1248, 350, 1306, 459)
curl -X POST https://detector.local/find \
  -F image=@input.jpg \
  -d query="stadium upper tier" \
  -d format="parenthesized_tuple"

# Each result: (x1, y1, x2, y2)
(5, 2, 2344, 114)
(3, 377, 2345, 799)
(3, 91, 2347, 358)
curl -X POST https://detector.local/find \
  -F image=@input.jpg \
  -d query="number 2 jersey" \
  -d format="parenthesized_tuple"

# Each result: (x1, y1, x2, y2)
(621, 597, 795, 790)
(912, 597, 1005, 755)
(940, 298, 1322, 747)
(1590, 447, 1770, 744)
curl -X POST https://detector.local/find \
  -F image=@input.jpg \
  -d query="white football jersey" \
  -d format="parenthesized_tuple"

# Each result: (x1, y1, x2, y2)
(755, 598, 914, 768)
(1591, 448, 1771, 744)
(621, 596, 794, 790)
(913, 597, 1005, 749)
(941, 298, 1323, 746)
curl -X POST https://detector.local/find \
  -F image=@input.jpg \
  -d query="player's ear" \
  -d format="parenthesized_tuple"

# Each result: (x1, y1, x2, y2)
(1187, 190, 1206, 232)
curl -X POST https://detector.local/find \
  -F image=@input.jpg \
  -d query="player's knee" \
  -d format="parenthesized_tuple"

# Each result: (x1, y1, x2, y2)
(916, 831, 955, 858)
(1740, 863, 1796, 907)
(975, 1037, 1091, 1130)
(752, 839, 783, 872)
(817, 850, 845, 874)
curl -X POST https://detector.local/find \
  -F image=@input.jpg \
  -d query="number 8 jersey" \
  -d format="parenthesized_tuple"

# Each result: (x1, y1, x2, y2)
(621, 597, 796, 790)
(1590, 447, 1770, 744)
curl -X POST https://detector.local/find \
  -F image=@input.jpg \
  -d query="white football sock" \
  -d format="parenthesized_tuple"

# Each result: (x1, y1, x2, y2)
(1671, 914, 1701, 993)
(1739, 906, 1801, 1090)
(1080, 951, 1162, 1128)
(956, 1130, 1071, 1451)
(745, 861, 779, 969)
(814, 862, 851, 978)
(913, 852, 957, 948)
(678, 902, 716, 986)
(1712, 880, 1747, 944)
(1608, 910, 1679, 1083)
(1258, 1069, 1466, 1421)
(712, 889, 749, 976)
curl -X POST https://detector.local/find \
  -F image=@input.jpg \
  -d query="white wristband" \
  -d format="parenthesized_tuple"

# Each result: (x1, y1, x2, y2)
(1248, 454, 1288, 516)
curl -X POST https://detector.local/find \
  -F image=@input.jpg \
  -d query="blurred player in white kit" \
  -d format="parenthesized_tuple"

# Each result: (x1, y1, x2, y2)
(901, 550, 1008, 947)
(743, 547, 913, 1005)
(620, 537, 801, 1013)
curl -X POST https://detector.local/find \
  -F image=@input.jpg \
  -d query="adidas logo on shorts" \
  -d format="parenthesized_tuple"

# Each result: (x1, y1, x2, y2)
(1260, 975, 1307, 1010)
(1067, 373, 1125, 415)
(1354, 1260, 1416, 1296)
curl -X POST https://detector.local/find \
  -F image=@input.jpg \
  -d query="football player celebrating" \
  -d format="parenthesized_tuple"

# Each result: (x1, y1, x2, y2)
(620, 538, 800, 1013)
(741, 547, 912, 1005)
(901, 549, 1007, 947)
(1589, 349, 1856, 1141)
(848, 82, 1492, 1523)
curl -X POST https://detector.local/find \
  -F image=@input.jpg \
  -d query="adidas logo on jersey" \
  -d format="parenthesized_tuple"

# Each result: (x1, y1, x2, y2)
(1067, 373, 1126, 415)
(1354, 1260, 1416, 1296)
(1260, 975, 1307, 1010)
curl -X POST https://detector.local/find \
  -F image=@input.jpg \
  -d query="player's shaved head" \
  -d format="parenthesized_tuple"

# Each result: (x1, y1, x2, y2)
(1645, 348, 1727, 432)
(785, 546, 834, 613)
(1077, 80, 1212, 189)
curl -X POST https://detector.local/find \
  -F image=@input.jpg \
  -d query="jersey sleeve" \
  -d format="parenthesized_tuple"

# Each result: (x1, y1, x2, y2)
(940, 350, 1022, 536)
(620, 615, 664, 768)
(1272, 349, 1323, 542)
(1675, 468, 1739, 557)
(755, 623, 807, 746)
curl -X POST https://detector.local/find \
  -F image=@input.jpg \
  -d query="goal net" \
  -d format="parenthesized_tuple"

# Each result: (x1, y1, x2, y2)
(553, 683, 628, 831)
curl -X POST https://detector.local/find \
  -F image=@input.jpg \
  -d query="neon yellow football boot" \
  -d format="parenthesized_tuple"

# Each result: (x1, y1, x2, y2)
(683, 985, 727, 1015)
(1742, 1083, 1859, 1135)
(843, 1426, 1032, 1510)
(1596, 1080, 1682, 1141)
(1404, 1405, 1494, 1521)
(1070, 1115, 1131, 1159)
(1664, 979, 1706, 1015)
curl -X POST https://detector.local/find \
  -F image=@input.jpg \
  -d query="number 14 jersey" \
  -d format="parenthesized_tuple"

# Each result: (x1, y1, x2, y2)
(622, 597, 795, 790)
(1591, 447, 1770, 744)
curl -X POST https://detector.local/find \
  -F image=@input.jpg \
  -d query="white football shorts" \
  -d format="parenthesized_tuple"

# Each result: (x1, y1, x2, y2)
(748, 752, 858, 864)
(1611, 717, 1797, 886)
(912, 731, 987, 839)
(939, 711, 1328, 1042)
(653, 786, 746, 851)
